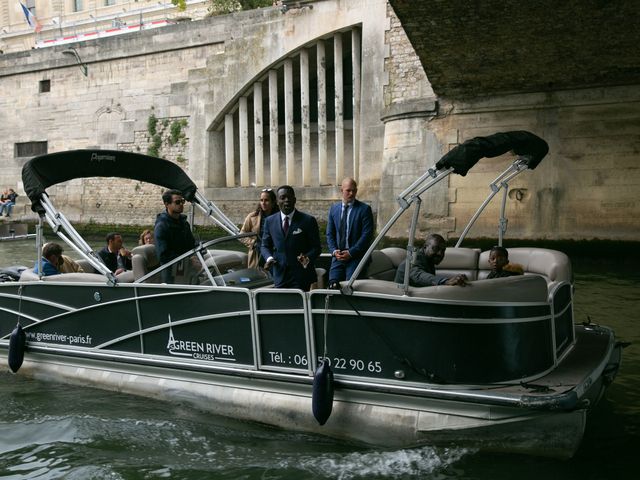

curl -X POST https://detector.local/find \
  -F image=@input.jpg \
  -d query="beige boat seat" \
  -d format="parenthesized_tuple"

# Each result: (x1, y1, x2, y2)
(367, 250, 397, 281)
(478, 247, 572, 287)
(131, 244, 161, 282)
(18, 268, 109, 283)
(75, 259, 96, 273)
(350, 274, 548, 303)
(368, 247, 480, 281)
(434, 247, 480, 280)
(205, 249, 248, 273)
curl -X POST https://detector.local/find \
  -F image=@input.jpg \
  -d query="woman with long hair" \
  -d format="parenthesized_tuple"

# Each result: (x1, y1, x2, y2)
(240, 188, 279, 269)
(138, 229, 154, 246)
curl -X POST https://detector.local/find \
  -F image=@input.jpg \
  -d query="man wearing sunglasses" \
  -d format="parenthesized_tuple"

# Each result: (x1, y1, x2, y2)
(154, 189, 196, 283)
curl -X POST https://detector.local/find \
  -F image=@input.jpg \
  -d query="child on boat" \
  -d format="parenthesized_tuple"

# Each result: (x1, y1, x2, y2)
(487, 246, 524, 279)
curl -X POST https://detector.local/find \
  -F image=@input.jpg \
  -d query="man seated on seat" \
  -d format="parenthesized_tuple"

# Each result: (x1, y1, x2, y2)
(487, 246, 524, 279)
(98, 232, 132, 275)
(40, 242, 84, 273)
(394, 233, 468, 287)
(0, 188, 18, 217)
(33, 242, 64, 276)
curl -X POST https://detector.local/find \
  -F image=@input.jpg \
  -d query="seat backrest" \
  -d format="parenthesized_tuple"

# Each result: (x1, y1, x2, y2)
(436, 247, 480, 280)
(478, 247, 572, 284)
(367, 250, 397, 281)
(19, 268, 39, 282)
(18, 268, 107, 283)
(131, 244, 161, 282)
(75, 259, 96, 273)
(351, 275, 549, 303)
(380, 247, 407, 268)
(410, 274, 549, 303)
(206, 249, 248, 271)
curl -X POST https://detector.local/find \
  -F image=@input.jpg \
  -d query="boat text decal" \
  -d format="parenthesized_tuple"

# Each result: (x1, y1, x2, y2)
(166, 315, 236, 362)
(25, 331, 93, 346)
(90, 153, 116, 163)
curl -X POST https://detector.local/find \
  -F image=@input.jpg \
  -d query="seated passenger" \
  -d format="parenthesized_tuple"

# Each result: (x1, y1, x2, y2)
(58, 254, 84, 273)
(98, 232, 133, 275)
(394, 233, 468, 287)
(0, 188, 18, 217)
(33, 242, 64, 276)
(139, 229, 154, 246)
(487, 246, 524, 279)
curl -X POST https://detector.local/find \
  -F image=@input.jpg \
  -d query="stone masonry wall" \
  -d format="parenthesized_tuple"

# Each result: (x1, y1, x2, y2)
(383, 3, 434, 106)
(1, 1, 638, 241)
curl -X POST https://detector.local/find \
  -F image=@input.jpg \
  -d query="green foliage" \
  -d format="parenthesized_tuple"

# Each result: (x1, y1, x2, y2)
(172, 0, 187, 11)
(207, 0, 272, 16)
(239, 0, 273, 8)
(169, 119, 188, 146)
(148, 134, 162, 157)
(176, 155, 187, 163)
(147, 113, 157, 136)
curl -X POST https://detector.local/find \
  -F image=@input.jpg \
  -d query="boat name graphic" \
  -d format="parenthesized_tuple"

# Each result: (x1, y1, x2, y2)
(90, 153, 116, 162)
(165, 314, 236, 362)
(167, 338, 235, 362)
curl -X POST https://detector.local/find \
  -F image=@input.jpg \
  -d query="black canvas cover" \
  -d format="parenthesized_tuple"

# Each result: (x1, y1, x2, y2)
(22, 150, 198, 214)
(435, 131, 549, 176)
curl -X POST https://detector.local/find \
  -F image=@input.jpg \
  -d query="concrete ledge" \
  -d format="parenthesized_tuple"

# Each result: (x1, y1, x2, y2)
(381, 98, 438, 123)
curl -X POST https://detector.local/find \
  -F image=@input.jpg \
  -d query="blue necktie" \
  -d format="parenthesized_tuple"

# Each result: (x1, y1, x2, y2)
(338, 204, 349, 250)
(283, 215, 289, 236)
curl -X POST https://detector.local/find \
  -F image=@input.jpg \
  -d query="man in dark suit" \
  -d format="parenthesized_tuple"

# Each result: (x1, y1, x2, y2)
(261, 185, 321, 291)
(326, 177, 374, 288)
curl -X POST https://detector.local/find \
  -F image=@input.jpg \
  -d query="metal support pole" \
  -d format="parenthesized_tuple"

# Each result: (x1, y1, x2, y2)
(346, 167, 452, 291)
(455, 159, 529, 247)
(498, 184, 509, 246)
(401, 198, 422, 296)
(36, 217, 43, 279)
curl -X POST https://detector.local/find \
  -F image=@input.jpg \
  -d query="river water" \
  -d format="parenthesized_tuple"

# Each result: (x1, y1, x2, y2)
(1, 239, 638, 479)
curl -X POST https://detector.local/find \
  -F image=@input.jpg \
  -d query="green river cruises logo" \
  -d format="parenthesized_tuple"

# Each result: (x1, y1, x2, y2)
(165, 315, 236, 362)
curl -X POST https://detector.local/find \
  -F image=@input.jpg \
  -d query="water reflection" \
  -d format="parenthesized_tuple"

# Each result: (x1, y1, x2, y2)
(1, 240, 639, 479)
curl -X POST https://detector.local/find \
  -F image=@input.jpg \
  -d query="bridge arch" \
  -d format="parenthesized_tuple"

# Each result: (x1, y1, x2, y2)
(207, 27, 362, 189)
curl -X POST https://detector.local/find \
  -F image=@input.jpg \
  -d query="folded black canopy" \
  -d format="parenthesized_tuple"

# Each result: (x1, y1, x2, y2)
(22, 150, 198, 214)
(436, 131, 549, 176)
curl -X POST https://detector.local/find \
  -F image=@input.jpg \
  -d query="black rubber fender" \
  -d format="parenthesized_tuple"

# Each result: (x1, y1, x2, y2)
(8, 324, 26, 373)
(312, 360, 334, 425)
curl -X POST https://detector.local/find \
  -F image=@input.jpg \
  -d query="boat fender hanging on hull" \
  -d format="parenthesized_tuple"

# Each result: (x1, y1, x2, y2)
(312, 360, 334, 425)
(8, 323, 26, 373)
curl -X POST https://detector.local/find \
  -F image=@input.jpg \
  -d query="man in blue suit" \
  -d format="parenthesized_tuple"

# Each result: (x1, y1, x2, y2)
(261, 185, 321, 291)
(326, 177, 374, 288)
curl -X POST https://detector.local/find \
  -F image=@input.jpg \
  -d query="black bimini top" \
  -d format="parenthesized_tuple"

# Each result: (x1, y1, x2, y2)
(22, 150, 198, 214)
(436, 131, 549, 176)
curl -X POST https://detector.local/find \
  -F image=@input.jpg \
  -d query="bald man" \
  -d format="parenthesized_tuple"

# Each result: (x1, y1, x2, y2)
(326, 177, 374, 288)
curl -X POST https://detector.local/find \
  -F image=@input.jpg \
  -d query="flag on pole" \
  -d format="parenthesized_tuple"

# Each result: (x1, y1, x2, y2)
(19, 2, 42, 33)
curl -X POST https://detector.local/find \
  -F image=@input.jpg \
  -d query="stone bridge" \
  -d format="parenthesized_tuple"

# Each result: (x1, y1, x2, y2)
(0, 0, 638, 240)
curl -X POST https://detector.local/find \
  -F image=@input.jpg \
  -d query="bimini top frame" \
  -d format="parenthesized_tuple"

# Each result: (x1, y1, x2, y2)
(22, 150, 240, 283)
(345, 130, 549, 293)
